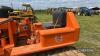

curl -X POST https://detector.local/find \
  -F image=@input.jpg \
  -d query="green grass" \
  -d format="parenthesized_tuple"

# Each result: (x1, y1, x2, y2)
(35, 12, 100, 56)
(76, 16, 100, 56)
(36, 13, 52, 22)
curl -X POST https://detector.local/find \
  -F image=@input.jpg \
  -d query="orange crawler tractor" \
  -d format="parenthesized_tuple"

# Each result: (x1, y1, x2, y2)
(0, 11, 80, 56)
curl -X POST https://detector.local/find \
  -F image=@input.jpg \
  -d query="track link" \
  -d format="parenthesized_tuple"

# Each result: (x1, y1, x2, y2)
(24, 46, 86, 56)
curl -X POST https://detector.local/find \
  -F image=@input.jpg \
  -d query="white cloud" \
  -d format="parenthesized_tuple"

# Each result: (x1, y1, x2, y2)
(49, 0, 78, 2)
(0, 0, 100, 9)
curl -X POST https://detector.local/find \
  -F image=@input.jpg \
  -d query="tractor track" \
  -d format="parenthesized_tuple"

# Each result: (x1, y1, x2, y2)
(24, 46, 86, 56)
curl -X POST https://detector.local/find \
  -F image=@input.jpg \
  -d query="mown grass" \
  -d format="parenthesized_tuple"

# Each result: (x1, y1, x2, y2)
(36, 12, 100, 56)
(76, 16, 100, 56)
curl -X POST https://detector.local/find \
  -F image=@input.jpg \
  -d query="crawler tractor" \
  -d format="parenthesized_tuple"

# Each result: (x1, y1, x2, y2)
(9, 3, 37, 23)
(0, 10, 80, 56)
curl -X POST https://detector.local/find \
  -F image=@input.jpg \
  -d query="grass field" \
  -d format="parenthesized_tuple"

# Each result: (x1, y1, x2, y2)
(76, 16, 100, 56)
(36, 12, 100, 56)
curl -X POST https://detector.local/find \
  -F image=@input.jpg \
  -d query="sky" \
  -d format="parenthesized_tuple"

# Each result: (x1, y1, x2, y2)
(0, 0, 100, 9)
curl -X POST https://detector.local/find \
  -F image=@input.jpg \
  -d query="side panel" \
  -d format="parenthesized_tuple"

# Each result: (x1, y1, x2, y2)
(40, 31, 78, 47)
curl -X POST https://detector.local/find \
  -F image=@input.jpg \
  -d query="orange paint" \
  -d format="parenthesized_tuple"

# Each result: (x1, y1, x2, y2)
(0, 12, 80, 56)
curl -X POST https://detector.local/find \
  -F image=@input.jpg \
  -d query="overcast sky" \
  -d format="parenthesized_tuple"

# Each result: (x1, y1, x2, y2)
(0, 0, 100, 9)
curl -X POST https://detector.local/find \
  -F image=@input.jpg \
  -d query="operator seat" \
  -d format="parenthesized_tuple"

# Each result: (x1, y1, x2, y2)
(44, 9, 66, 29)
